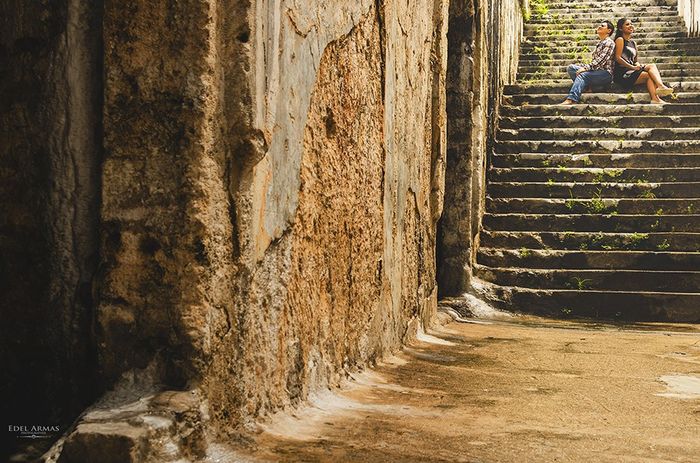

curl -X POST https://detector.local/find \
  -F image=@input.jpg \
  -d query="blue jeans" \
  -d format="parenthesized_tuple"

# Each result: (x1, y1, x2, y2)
(566, 64, 612, 102)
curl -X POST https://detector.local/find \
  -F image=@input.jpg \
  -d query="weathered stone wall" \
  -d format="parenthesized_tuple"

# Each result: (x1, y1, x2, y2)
(437, 0, 525, 295)
(94, 0, 448, 445)
(2, 0, 527, 458)
(0, 0, 101, 456)
(204, 0, 449, 432)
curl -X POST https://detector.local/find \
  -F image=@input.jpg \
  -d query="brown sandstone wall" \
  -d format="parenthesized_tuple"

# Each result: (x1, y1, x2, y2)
(210, 0, 450, 428)
(2, 0, 525, 458)
(0, 0, 101, 454)
(96, 0, 448, 438)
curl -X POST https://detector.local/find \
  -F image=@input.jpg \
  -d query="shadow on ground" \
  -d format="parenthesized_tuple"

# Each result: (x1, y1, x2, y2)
(211, 315, 700, 463)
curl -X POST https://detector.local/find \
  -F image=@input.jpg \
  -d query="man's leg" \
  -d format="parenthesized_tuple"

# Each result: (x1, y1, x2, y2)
(567, 64, 582, 82)
(566, 73, 587, 103)
(586, 70, 613, 91)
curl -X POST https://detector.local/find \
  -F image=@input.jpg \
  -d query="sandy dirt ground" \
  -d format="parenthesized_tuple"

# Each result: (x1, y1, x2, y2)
(211, 314, 700, 463)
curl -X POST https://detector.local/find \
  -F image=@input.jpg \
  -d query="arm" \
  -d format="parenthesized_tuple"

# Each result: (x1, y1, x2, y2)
(614, 37, 641, 71)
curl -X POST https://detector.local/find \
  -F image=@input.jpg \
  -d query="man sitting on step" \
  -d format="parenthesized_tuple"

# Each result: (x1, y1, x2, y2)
(560, 20, 616, 105)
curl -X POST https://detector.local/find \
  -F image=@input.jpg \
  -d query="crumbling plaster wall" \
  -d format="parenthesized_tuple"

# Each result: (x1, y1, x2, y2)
(437, 0, 525, 295)
(97, 0, 448, 439)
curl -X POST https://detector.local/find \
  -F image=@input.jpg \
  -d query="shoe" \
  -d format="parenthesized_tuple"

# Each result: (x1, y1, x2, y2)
(657, 87, 674, 97)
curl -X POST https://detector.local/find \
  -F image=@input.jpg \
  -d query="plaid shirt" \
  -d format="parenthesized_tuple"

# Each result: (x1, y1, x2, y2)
(584, 37, 615, 75)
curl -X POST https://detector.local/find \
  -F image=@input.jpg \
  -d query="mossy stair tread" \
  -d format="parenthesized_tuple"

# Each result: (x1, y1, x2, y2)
(477, 285, 700, 322)
(475, 265, 700, 292)
(499, 115, 700, 128)
(480, 230, 700, 251)
(492, 153, 700, 168)
(477, 248, 700, 270)
(487, 197, 700, 214)
(483, 213, 700, 232)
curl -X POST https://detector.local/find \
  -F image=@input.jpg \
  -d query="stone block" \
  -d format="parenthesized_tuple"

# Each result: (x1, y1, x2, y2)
(58, 422, 147, 463)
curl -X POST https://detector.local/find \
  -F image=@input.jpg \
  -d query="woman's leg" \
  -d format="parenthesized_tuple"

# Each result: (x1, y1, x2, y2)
(635, 72, 663, 102)
(644, 63, 667, 89)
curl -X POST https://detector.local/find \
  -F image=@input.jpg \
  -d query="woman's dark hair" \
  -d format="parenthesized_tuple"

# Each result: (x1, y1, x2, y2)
(603, 20, 614, 37)
(615, 18, 629, 40)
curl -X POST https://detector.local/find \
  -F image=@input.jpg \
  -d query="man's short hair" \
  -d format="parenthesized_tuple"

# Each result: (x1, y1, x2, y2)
(603, 20, 615, 36)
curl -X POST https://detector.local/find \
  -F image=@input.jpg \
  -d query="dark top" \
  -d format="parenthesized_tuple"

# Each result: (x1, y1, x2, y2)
(613, 38, 642, 89)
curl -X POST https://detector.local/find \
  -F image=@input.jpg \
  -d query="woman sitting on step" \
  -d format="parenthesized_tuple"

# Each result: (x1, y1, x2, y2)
(560, 20, 616, 105)
(613, 17, 674, 104)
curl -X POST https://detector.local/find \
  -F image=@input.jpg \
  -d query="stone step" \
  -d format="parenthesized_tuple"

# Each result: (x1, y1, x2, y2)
(524, 34, 697, 45)
(498, 127, 700, 141)
(486, 197, 700, 215)
(521, 41, 700, 53)
(500, 102, 700, 117)
(477, 285, 700, 322)
(477, 248, 700, 270)
(491, 167, 700, 183)
(491, 152, 700, 168)
(475, 265, 700, 293)
(505, 92, 700, 106)
(528, 14, 682, 23)
(526, 30, 686, 43)
(531, 14, 686, 23)
(499, 115, 700, 129)
(495, 138, 700, 154)
(518, 79, 700, 87)
(483, 213, 700, 232)
(490, 167, 700, 183)
(545, 0, 676, 8)
(528, 17, 681, 27)
(479, 230, 700, 252)
(519, 55, 700, 65)
(488, 181, 700, 199)
(525, 21, 682, 33)
(525, 27, 684, 39)
(526, 20, 689, 29)
(520, 53, 700, 65)
(504, 81, 700, 94)
(519, 62, 694, 74)
(519, 69, 700, 81)
(544, 1, 677, 10)
(523, 19, 687, 30)
(533, 9, 679, 20)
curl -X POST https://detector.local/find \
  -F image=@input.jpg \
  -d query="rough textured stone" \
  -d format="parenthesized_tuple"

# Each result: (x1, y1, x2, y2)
(3, 0, 529, 460)
(54, 385, 206, 463)
(92, 0, 449, 453)
(58, 422, 148, 463)
(437, 0, 524, 295)
(0, 0, 101, 457)
(205, 0, 450, 435)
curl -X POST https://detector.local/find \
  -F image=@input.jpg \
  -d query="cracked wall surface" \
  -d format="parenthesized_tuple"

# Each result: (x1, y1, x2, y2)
(208, 0, 450, 435)
(64, 0, 448, 457)
(5, 0, 455, 459)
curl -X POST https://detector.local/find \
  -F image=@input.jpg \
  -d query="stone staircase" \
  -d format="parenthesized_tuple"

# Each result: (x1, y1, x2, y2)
(475, 0, 700, 321)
